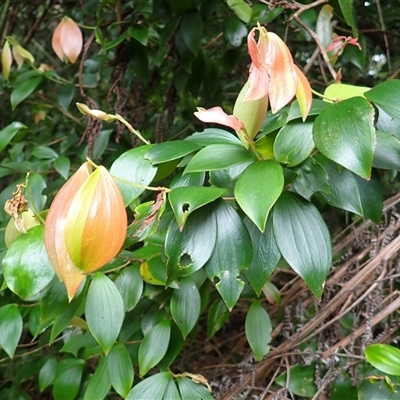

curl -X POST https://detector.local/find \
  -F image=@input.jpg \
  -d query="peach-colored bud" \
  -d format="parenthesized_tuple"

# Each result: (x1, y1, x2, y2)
(1, 41, 12, 80)
(44, 163, 91, 300)
(52, 17, 83, 63)
(194, 106, 244, 133)
(64, 166, 127, 273)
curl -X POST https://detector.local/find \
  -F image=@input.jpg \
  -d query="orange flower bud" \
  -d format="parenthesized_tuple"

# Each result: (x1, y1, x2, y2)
(52, 17, 83, 63)
(44, 163, 91, 300)
(63, 166, 127, 273)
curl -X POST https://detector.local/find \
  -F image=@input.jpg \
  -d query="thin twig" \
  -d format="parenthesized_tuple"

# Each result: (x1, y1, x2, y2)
(0, 0, 11, 47)
(376, 0, 391, 74)
(290, 0, 328, 20)
(23, 0, 54, 47)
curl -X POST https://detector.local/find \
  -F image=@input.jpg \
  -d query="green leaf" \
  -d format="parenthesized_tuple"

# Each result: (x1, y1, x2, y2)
(260, 108, 289, 136)
(145, 141, 201, 164)
(373, 130, 400, 170)
(223, 18, 247, 47)
(338, 0, 357, 36)
(170, 171, 205, 189)
(358, 375, 400, 400)
(39, 357, 57, 392)
(11, 76, 42, 109)
(227, 0, 252, 23)
(57, 83, 75, 111)
(164, 209, 217, 283)
(245, 301, 272, 361)
(331, 373, 357, 400)
(316, 4, 333, 50)
(244, 216, 281, 296)
(324, 83, 370, 101)
(180, 10, 203, 55)
(128, 25, 148, 46)
(292, 157, 330, 201)
(110, 145, 157, 206)
(273, 191, 332, 299)
(126, 371, 171, 400)
(204, 201, 251, 309)
(40, 277, 69, 323)
(53, 156, 70, 180)
(157, 322, 185, 370)
(287, 99, 329, 122)
(365, 344, 400, 376)
(275, 364, 317, 398)
(365, 80, 400, 123)
(2, 225, 55, 299)
(184, 144, 255, 174)
(169, 186, 227, 228)
(27, 172, 47, 212)
(85, 273, 125, 355)
(115, 265, 143, 311)
(0, 304, 22, 358)
(102, 31, 128, 51)
(32, 145, 58, 160)
(138, 320, 171, 376)
(163, 378, 181, 400)
(52, 358, 85, 400)
(91, 129, 113, 160)
(235, 160, 284, 231)
(313, 97, 375, 179)
(176, 376, 213, 400)
(170, 277, 201, 339)
(60, 331, 97, 356)
(185, 128, 242, 146)
(207, 298, 230, 338)
(315, 155, 383, 222)
(274, 122, 314, 167)
(0, 122, 26, 153)
(83, 356, 111, 400)
(107, 343, 134, 398)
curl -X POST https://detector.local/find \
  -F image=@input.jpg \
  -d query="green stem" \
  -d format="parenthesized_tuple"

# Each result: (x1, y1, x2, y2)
(0, 0, 11, 43)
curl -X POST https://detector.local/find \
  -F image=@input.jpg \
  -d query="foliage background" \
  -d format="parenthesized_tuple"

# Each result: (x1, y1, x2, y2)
(1, 0, 400, 399)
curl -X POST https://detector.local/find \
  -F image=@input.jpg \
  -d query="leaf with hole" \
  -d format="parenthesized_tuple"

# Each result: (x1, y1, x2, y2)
(169, 186, 226, 228)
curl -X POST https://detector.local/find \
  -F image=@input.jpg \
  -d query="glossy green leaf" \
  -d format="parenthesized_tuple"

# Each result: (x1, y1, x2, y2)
(365, 80, 400, 123)
(0, 122, 26, 153)
(85, 273, 125, 355)
(373, 130, 400, 170)
(60, 331, 97, 356)
(163, 379, 181, 400)
(273, 191, 332, 299)
(180, 10, 203, 55)
(184, 144, 255, 174)
(313, 97, 375, 179)
(39, 357, 57, 392)
(115, 265, 143, 311)
(110, 145, 157, 206)
(287, 99, 329, 122)
(376, 105, 400, 133)
(169, 186, 226, 228)
(2, 225, 55, 299)
(275, 122, 314, 166)
(275, 364, 317, 397)
(164, 209, 216, 283)
(223, 18, 247, 47)
(170, 277, 201, 339)
(40, 277, 69, 323)
(176, 376, 213, 400)
(102, 31, 128, 51)
(83, 356, 111, 400)
(293, 157, 330, 201)
(53, 156, 70, 180)
(170, 171, 205, 189)
(145, 141, 201, 164)
(365, 344, 400, 376)
(204, 201, 251, 309)
(107, 343, 134, 398)
(358, 375, 400, 400)
(338, 0, 357, 36)
(244, 216, 281, 296)
(0, 304, 22, 358)
(316, 5, 333, 50)
(52, 358, 85, 400)
(260, 108, 289, 136)
(227, 0, 252, 23)
(245, 301, 272, 361)
(185, 128, 242, 146)
(315, 154, 382, 222)
(128, 25, 148, 46)
(32, 145, 58, 160)
(324, 83, 370, 101)
(126, 371, 171, 400)
(235, 160, 283, 232)
(138, 319, 171, 376)
(207, 298, 230, 338)
(27, 172, 47, 212)
(157, 322, 185, 370)
(91, 129, 113, 160)
(11, 76, 42, 109)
